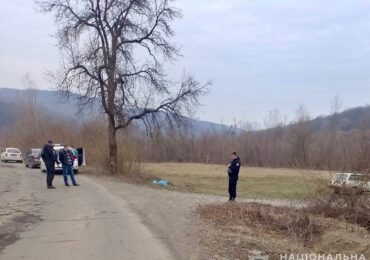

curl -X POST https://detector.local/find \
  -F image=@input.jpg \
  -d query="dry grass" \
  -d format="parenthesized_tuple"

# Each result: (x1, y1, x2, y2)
(198, 202, 370, 259)
(141, 163, 331, 199)
(308, 193, 370, 231)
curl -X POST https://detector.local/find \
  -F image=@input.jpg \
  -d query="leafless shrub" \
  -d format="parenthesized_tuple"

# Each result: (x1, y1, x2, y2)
(199, 203, 324, 247)
(307, 192, 370, 231)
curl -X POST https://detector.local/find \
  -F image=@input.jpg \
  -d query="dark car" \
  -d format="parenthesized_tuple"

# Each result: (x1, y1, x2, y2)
(24, 148, 42, 168)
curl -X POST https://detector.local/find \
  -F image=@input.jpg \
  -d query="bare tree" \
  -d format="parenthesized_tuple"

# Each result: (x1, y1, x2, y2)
(290, 105, 312, 168)
(325, 94, 343, 171)
(21, 73, 38, 119)
(264, 108, 286, 130)
(37, 0, 208, 174)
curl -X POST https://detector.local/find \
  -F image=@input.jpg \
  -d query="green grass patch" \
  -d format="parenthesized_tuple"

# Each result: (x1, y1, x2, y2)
(141, 163, 331, 199)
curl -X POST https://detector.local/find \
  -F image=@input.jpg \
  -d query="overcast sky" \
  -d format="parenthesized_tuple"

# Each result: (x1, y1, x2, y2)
(1, 0, 370, 125)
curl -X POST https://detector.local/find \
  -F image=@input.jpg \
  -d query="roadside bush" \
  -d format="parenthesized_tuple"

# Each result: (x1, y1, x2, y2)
(199, 203, 324, 247)
(199, 202, 370, 259)
(307, 192, 370, 231)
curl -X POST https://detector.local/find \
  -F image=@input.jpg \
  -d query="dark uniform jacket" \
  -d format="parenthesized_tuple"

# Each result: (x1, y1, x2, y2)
(228, 157, 241, 178)
(41, 144, 58, 164)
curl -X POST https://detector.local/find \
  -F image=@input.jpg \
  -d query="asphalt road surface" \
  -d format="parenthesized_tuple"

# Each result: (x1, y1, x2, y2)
(0, 163, 173, 260)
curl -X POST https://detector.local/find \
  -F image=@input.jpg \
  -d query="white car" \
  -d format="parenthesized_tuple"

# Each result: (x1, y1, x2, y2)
(330, 172, 370, 193)
(40, 144, 85, 174)
(0, 148, 23, 163)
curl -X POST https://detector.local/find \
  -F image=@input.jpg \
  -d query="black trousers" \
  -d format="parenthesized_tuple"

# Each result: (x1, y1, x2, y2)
(228, 176, 238, 199)
(45, 162, 55, 187)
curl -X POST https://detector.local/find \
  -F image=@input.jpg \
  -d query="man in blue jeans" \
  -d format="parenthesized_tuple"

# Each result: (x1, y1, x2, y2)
(59, 145, 80, 187)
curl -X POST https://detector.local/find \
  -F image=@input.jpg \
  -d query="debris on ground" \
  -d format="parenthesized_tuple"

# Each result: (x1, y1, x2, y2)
(152, 179, 169, 187)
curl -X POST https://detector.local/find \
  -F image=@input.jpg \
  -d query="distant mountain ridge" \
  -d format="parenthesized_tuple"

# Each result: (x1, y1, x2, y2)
(0, 88, 232, 133)
(310, 106, 370, 131)
(1, 88, 369, 133)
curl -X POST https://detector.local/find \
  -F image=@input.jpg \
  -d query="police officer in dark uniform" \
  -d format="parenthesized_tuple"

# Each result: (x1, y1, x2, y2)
(41, 140, 58, 189)
(228, 152, 241, 201)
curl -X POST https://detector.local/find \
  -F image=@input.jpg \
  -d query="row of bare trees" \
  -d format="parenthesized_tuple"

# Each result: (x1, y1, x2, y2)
(140, 107, 370, 173)
(2, 112, 370, 174)
(1, 87, 370, 174)
(0, 104, 141, 175)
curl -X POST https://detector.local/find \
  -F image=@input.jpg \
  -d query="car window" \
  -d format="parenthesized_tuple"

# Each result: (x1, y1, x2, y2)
(32, 149, 41, 155)
(334, 174, 347, 181)
(349, 175, 365, 181)
(7, 148, 21, 153)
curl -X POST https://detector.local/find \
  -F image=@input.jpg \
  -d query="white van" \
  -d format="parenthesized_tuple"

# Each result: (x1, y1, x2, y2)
(330, 172, 370, 193)
(40, 144, 85, 174)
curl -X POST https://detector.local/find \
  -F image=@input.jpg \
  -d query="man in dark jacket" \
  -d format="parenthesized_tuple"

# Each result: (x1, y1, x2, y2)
(228, 152, 241, 201)
(41, 140, 58, 189)
(59, 145, 79, 187)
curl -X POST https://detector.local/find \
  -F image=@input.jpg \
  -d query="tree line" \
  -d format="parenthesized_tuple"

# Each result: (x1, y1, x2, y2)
(2, 95, 370, 175)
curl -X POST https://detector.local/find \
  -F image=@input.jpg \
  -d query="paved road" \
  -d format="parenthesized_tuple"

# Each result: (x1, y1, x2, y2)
(0, 163, 173, 260)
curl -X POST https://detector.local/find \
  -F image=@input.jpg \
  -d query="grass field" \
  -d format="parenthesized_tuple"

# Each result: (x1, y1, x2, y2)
(141, 163, 332, 199)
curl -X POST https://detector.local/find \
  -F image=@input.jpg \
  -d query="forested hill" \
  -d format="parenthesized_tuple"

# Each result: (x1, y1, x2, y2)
(0, 88, 231, 133)
(310, 106, 370, 132)
(1, 87, 370, 133)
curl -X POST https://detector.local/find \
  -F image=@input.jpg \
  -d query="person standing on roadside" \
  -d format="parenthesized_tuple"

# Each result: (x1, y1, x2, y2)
(227, 152, 241, 201)
(41, 140, 58, 189)
(59, 145, 79, 187)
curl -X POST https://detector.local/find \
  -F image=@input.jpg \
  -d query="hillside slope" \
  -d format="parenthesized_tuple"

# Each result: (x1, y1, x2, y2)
(1, 88, 369, 133)
(0, 88, 232, 133)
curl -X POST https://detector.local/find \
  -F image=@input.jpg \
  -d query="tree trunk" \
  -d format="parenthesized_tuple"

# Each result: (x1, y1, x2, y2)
(108, 116, 117, 175)
(107, 45, 118, 175)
